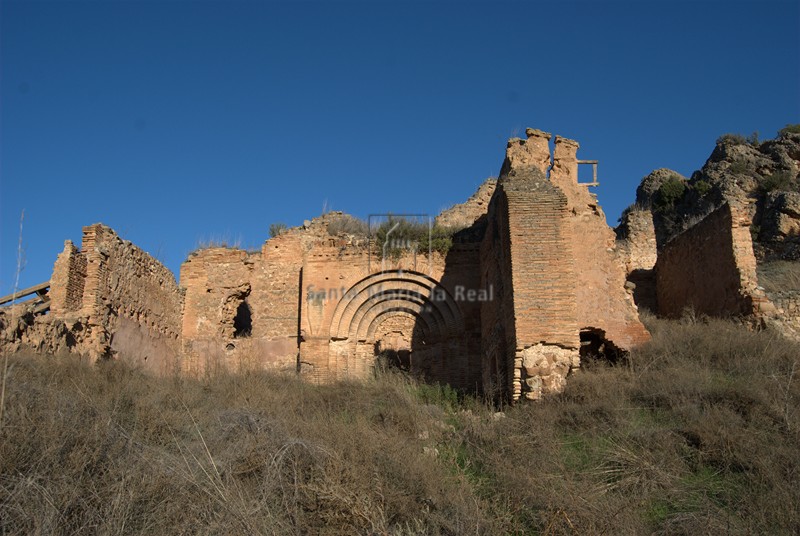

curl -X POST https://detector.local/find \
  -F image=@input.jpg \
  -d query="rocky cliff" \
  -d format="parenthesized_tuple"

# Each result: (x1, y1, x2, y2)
(618, 126, 800, 261)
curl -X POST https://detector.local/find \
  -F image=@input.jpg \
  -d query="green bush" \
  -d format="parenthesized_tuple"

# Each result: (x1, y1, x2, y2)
(760, 171, 795, 193)
(729, 160, 750, 174)
(717, 133, 747, 145)
(655, 176, 686, 210)
(269, 222, 288, 238)
(778, 124, 800, 136)
(374, 217, 459, 259)
(693, 180, 712, 197)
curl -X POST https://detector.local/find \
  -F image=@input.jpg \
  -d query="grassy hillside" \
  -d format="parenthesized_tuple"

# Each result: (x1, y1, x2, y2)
(1, 315, 798, 535)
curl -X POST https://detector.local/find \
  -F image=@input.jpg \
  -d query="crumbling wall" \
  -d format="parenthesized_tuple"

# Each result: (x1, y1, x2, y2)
(251, 230, 304, 349)
(481, 133, 582, 401)
(180, 247, 253, 372)
(180, 247, 299, 373)
(481, 129, 650, 400)
(299, 216, 483, 389)
(616, 209, 658, 311)
(0, 304, 90, 357)
(547, 135, 651, 351)
(49, 240, 86, 314)
(435, 179, 496, 229)
(5, 127, 654, 401)
(656, 203, 769, 318)
(78, 224, 183, 371)
(502, 129, 650, 349)
(180, 248, 253, 339)
(503, 165, 580, 401)
(179, 237, 301, 375)
(3, 224, 183, 372)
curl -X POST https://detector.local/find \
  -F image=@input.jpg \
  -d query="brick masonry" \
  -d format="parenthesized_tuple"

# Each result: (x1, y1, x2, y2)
(616, 209, 658, 311)
(39, 224, 183, 373)
(4, 128, 655, 401)
(481, 130, 650, 400)
(655, 203, 772, 319)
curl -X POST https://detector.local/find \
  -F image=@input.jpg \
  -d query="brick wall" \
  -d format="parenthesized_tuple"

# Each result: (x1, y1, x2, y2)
(435, 179, 496, 229)
(49, 240, 87, 314)
(44, 224, 184, 372)
(299, 231, 483, 389)
(481, 164, 580, 400)
(480, 190, 514, 399)
(616, 209, 658, 311)
(18, 127, 654, 402)
(549, 136, 650, 351)
(656, 203, 762, 318)
(481, 130, 650, 400)
(179, 233, 302, 375)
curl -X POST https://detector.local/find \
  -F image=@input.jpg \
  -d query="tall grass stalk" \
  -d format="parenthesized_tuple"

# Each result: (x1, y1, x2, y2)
(0, 209, 24, 429)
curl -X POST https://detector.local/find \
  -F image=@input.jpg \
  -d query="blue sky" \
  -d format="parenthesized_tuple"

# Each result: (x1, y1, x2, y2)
(1, 0, 799, 295)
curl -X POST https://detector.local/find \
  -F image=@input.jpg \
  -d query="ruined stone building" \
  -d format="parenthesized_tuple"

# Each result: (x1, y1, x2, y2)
(1, 128, 656, 400)
(615, 130, 800, 340)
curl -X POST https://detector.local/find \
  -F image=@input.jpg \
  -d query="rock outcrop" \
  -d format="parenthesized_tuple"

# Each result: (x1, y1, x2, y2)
(616, 126, 800, 338)
(622, 130, 800, 259)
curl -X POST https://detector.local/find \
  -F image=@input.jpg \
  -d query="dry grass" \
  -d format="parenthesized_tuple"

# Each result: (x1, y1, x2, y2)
(326, 214, 370, 237)
(1, 316, 799, 534)
(757, 260, 800, 293)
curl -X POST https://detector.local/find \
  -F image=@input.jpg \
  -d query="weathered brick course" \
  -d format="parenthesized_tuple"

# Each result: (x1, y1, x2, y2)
(656, 203, 766, 318)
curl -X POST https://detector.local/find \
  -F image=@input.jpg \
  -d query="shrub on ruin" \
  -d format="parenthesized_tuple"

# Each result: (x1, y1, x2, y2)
(424, 225, 456, 257)
(326, 214, 369, 237)
(374, 217, 427, 259)
(269, 222, 288, 238)
(374, 217, 459, 259)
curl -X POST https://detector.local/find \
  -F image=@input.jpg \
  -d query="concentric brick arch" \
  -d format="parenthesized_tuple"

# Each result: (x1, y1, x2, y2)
(329, 270, 463, 344)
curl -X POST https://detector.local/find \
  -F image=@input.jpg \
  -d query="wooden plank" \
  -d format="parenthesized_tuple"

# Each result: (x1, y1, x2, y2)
(0, 280, 51, 306)
(31, 301, 51, 314)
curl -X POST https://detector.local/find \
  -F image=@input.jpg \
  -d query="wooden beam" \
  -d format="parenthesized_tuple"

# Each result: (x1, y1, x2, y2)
(31, 301, 51, 314)
(0, 281, 51, 306)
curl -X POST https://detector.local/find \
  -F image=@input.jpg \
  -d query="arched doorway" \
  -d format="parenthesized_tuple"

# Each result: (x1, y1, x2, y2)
(327, 270, 466, 385)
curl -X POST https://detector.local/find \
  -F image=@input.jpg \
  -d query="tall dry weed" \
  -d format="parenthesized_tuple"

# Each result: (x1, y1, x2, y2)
(1, 316, 798, 534)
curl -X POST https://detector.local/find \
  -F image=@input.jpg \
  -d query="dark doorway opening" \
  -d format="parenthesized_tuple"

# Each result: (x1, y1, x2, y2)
(381, 349, 412, 371)
(374, 340, 412, 372)
(233, 301, 252, 338)
(580, 328, 623, 364)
